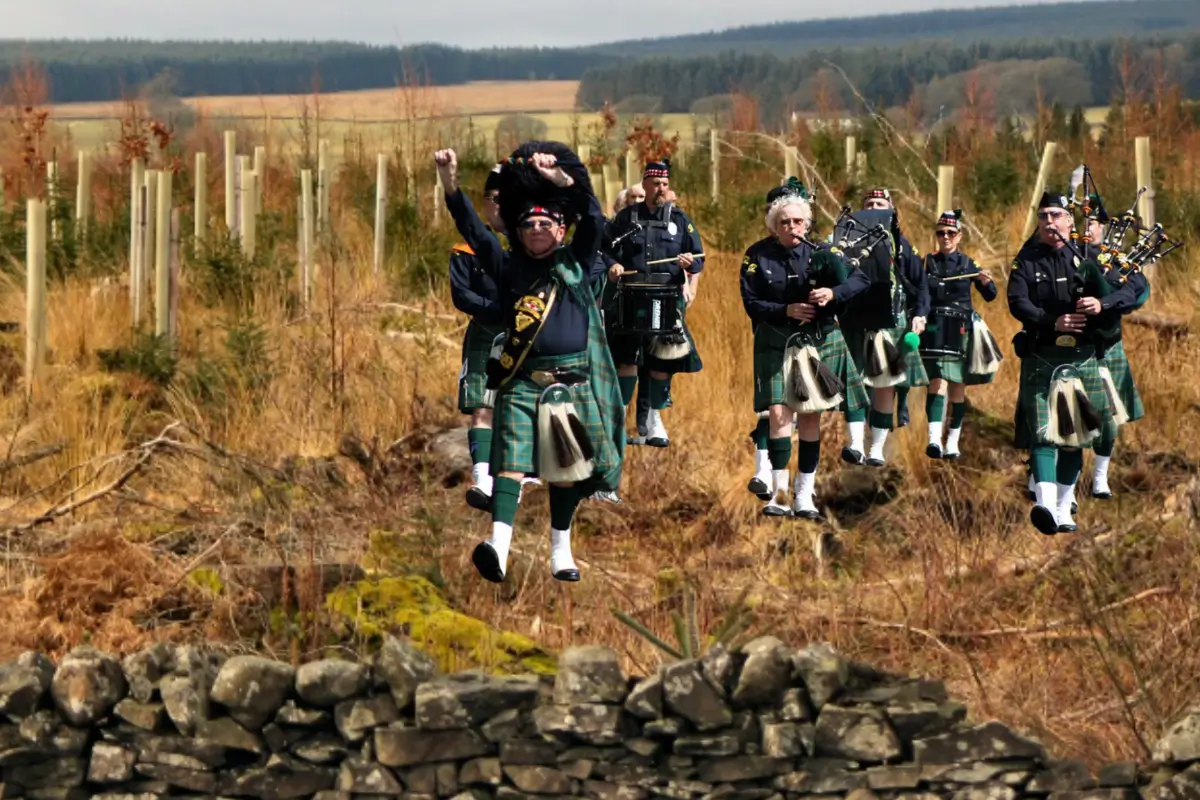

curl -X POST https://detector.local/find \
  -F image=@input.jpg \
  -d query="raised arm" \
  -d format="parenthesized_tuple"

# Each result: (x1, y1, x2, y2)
(435, 149, 503, 274)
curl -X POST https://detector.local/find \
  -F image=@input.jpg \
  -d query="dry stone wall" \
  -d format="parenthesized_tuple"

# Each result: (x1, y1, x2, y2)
(1, 637, 1199, 799)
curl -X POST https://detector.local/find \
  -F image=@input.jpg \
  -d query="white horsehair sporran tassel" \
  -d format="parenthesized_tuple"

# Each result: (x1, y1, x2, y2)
(537, 383, 595, 484)
(1043, 366, 1103, 448)
(783, 338, 843, 414)
(650, 320, 691, 361)
(968, 314, 1003, 376)
(862, 329, 907, 389)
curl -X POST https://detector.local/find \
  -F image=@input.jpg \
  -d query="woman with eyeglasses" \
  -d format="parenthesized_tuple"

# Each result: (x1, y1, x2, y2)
(435, 143, 623, 584)
(917, 210, 998, 459)
(740, 186, 870, 518)
(1007, 190, 1137, 536)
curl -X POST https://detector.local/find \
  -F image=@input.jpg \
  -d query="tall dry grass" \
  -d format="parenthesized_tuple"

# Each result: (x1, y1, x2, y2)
(0, 66, 1199, 768)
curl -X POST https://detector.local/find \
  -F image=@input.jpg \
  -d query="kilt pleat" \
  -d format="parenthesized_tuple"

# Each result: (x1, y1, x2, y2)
(458, 319, 504, 413)
(1103, 340, 1144, 424)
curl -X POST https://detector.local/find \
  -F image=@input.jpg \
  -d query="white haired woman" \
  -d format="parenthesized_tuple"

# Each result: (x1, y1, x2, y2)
(739, 189, 871, 517)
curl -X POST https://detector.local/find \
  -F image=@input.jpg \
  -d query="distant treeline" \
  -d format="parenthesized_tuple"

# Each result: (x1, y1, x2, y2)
(577, 35, 1200, 125)
(0, 0, 1198, 105)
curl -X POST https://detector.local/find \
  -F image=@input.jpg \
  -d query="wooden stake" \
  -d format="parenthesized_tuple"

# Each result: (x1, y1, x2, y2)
(937, 165, 955, 216)
(1023, 141, 1058, 239)
(75, 150, 92, 239)
(169, 208, 180, 343)
(317, 139, 329, 233)
(784, 146, 798, 182)
(846, 136, 857, 179)
(194, 151, 207, 257)
(25, 199, 47, 396)
(46, 161, 59, 240)
(710, 128, 719, 201)
(224, 130, 236, 232)
(0, 172, 6, 211)
(235, 155, 248, 240)
(300, 169, 314, 307)
(129, 157, 144, 322)
(240, 170, 257, 259)
(155, 170, 172, 338)
(143, 171, 158, 309)
(253, 145, 266, 214)
(1135, 136, 1155, 228)
(625, 149, 636, 187)
(374, 153, 387, 275)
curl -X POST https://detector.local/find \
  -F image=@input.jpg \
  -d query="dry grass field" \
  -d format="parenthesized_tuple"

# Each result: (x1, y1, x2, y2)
(1, 76, 1198, 771)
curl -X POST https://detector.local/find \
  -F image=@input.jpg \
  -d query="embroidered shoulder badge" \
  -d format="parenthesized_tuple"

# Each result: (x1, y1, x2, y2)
(745, 262, 758, 274)
(1010, 259, 1020, 272)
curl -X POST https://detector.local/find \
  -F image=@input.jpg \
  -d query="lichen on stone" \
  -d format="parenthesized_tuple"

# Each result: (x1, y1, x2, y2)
(325, 575, 556, 675)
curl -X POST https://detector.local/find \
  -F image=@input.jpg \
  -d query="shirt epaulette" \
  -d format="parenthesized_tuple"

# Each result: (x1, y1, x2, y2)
(452, 242, 475, 255)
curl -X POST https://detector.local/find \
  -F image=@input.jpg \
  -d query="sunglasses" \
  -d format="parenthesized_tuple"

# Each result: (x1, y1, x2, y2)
(935, 230, 959, 238)
(1037, 211, 1067, 221)
(519, 219, 557, 230)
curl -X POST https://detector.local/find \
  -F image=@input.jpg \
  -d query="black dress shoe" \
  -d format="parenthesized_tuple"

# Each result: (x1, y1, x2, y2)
(747, 476, 770, 497)
(646, 437, 669, 448)
(865, 457, 885, 467)
(553, 568, 580, 582)
(1057, 522, 1078, 533)
(841, 447, 865, 465)
(1092, 490, 1112, 500)
(1030, 505, 1058, 536)
(942, 452, 961, 461)
(1072, 500, 1079, 515)
(471, 542, 505, 583)
(794, 509, 822, 520)
(465, 486, 491, 512)
(926, 443, 943, 459)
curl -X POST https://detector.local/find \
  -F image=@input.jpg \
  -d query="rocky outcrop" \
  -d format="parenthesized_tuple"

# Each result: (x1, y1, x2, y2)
(0, 637, 1194, 799)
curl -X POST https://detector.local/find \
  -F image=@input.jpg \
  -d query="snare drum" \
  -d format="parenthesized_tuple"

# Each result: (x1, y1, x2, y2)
(614, 273, 682, 335)
(919, 306, 969, 359)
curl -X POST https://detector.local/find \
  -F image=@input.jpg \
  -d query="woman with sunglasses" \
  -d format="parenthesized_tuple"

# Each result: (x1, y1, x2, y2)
(436, 143, 623, 584)
(919, 210, 997, 459)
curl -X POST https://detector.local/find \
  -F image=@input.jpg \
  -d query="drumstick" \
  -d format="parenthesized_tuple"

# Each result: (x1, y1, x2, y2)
(645, 253, 705, 265)
(939, 271, 983, 281)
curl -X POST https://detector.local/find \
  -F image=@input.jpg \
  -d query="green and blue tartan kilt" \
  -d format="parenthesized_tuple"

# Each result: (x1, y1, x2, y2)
(843, 325, 929, 389)
(752, 324, 869, 415)
(490, 351, 622, 485)
(1015, 345, 1115, 450)
(1102, 340, 1144, 424)
(457, 319, 504, 414)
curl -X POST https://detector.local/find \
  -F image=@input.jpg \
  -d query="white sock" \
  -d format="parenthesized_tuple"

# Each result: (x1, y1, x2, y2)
(1056, 483, 1077, 525)
(770, 469, 790, 504)
(754, 449, 771, 476)
(848, 421, 865, 452)
(794, 471, 817, 511)
(1094, 455, 1111, 492)
(473, 462, 492, 491)
(945, 425, 962, 453)
(488, 522, 513, 571)
(868, 427, 889, 461)
(1034, 481, 1058, 515)
(550, 527, 576, 573)
(928, 420, 944, 447)
(1028, 471, 1036, 493)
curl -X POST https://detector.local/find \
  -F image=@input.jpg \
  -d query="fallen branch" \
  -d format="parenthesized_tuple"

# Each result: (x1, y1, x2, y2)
(387, 330, 459, 350)
(838, 586, 1174, 642)
(0, 442, 65, 475)
(371, 302, 461, 322)
(2, 423, 180, 538)
(1126, 313, 1189, 338)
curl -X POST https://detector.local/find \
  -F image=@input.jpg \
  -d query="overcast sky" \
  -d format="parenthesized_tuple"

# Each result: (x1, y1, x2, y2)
(6, 0, 1099, 48)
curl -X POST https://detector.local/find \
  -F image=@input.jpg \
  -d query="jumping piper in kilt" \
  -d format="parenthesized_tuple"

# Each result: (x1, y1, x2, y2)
(746, 180, 809, 499)
(742, 187, 870, 517)
(919, 210, 1002, 459)
(836, 188, 930, 467)
(1083, 194, 1149, 499)
(447, 164, 506, 510)
(435, 144, 624, 582)
(603, 159, 705, 448)
(1008, 189, 1135, 535)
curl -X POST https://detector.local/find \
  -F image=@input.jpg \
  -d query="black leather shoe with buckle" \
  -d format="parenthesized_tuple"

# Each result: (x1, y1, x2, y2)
(471, 542, 505, 583)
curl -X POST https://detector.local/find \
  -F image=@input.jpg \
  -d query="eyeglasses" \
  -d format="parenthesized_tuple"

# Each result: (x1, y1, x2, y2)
(779, 217, 807, 227)
(935, 230, 958, 238)
(520, 220, 557, 230)
(484, 194, 499, 204)
(1037, 211, 1067, 221)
